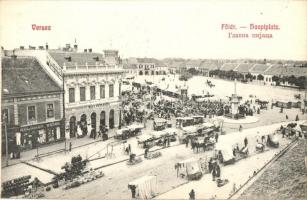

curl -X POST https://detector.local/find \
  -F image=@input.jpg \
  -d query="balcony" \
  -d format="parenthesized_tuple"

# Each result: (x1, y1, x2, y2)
(63, 64, 124, 75)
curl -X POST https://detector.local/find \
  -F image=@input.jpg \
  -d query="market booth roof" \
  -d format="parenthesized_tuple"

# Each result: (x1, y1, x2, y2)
(128, 175, 158, 200)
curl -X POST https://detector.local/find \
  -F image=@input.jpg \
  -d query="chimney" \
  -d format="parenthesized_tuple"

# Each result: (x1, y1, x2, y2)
(84, 49, 87, 52)
(93, 56, 99, 61)
(65, 56, 72, 62)
(11, 50, 17, 59)
(88, 48, 92, 53)
(45, 43, 49, 50)
(74, 44, 78, 52)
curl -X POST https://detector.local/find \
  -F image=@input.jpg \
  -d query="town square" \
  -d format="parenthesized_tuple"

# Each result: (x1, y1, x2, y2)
(1, 1, 306, 200)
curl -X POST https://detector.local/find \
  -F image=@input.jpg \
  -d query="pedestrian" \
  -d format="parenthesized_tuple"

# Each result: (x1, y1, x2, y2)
(215, 164, 221, 181)
(93, 129, 97, 139)
(239, 125, 243, 132)
(286, 115, 288, 120)
(244, 137, 248, 147)
(128, 144, 131, 155)
(129, 185, 136, 198)
(282, 128, 286, 138)
(185, 137, 189, 148)
(295, 114, 299, 121)
(167, 137, 170, 147)
(212, 164, 216, 181)
(69, 142, 72, 152)
(215, 133, 219, 143)
(175, 163, 180, 177)
(144, 148, 149, 158)
(233, 148, 236, 157)
(189, 189, 195, 200)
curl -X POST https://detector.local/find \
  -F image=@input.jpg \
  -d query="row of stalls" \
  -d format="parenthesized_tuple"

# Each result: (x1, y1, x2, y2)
(274, 100, 302, 109)
(115, 124, 144, 140)
(214, 122, 305, 166)
(175, 116, 217, 143)
(136, 128, 178, 149)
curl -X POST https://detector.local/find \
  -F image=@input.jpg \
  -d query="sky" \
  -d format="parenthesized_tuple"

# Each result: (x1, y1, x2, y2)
(0, 0, 306, 60)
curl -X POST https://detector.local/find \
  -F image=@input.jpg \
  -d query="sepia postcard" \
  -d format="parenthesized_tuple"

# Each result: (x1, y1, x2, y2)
(0, 0, 306, 199)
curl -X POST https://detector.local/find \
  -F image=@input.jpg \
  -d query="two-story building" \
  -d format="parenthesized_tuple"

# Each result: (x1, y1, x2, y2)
(123, 58, 168, 77)
(1, 56, 64, 153)
(48, 50, 125, 138)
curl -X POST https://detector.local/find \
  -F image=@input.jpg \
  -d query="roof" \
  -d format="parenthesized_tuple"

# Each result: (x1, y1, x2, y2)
(48, 51, 105, 67)
(250, 64, 270, 73)
(136, 58, 167, 68)
(2, 57, 62, 97)
(235, 63, 254, 73)
(199, 61, 220, 70)
(265, 65, 307, 77)
(128, 175, 156, 186)
(221, 63, 238, 71)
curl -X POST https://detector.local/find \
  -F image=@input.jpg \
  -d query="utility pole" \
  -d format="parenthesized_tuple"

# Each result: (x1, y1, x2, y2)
(304, 81, 307, 114)
(2, 113, 9, 166)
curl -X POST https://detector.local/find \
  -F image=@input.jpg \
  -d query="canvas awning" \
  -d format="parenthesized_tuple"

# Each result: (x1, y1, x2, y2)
(137, 134, 154, 143)
(128, 176, 158, 200)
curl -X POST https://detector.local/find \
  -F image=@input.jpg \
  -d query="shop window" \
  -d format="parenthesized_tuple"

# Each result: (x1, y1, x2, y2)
(90, 86, 96, 100)
(46, 104, 54, 118)
(38, 129, 46, 144)
(2, 109, 9, 124)
(100, 85, 105, 99)
(109, 84, 114, 97)
(69, 88, 75, 103)
(28, 106, 36, 121)
(80, 87, 86, 101)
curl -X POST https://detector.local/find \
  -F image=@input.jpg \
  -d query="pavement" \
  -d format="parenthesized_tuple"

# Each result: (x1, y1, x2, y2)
(41, 120, 305, 200)
(1, 75, 306, 199)
(1, 128, 120, 168)
(155, 121, 304, 200)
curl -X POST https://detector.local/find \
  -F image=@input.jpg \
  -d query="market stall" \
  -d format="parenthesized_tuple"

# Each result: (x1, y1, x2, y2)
(176, 158, 202, 180)
(153, 118, 168, 131)
(115, 128, 131, 140)
(137, 134, 155, 148)
(128, 176, 158, 199)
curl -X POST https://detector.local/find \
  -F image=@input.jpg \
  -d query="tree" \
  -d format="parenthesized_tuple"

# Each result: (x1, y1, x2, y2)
(272, 75, 280, 82)
(179, 72, 192, 81)
(287, 75, 297, 85)
(257, 74, 264, 80)
(187, 68, 198, 75)
(246, 73, 253, 81)
(272, 75, 280, 85)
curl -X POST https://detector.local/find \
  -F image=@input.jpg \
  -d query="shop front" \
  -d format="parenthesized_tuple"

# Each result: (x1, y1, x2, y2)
(19, 120, 64, 150)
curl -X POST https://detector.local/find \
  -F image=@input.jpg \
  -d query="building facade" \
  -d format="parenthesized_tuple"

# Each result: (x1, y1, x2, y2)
(1, 56, 64, 153)
(123, 58, 168, 77)
(48, 50, 125, 138)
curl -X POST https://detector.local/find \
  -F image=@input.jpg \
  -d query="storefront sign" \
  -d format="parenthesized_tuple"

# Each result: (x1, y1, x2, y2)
(88, 102, 109, 109)
(20, 124, 45, 132)
(20, 121, 62, 132)
(46, 121, 61, 128)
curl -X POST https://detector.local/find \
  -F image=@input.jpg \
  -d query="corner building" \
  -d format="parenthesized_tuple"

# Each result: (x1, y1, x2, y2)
(48, 50, 124, 138)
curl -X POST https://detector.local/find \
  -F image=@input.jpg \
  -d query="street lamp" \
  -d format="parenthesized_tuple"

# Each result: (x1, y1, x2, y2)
(2, 112, 9, 166)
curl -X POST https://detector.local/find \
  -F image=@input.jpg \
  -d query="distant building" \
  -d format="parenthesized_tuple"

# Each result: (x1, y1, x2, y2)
(1, 56, 64, 153)
(123, 58, 168, 77)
